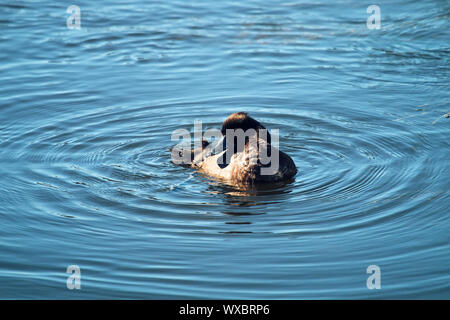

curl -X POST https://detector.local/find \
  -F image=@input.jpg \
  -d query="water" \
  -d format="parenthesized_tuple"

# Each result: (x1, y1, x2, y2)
(0, 0, 449, 299)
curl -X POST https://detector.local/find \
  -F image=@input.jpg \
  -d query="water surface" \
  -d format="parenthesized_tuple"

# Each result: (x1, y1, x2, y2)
(0, 0, 449, 298)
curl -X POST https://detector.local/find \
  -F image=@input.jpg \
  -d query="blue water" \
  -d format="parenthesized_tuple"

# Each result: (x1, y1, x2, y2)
(1, 0, 449, 299)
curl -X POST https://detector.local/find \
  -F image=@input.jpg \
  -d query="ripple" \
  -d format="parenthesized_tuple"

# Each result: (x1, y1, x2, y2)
(1, 96, 439, 240)
(1, 0, 449, 299)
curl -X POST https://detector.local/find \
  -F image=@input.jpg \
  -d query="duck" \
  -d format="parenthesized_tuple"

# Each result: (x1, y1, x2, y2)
(172, 112, 297, 186)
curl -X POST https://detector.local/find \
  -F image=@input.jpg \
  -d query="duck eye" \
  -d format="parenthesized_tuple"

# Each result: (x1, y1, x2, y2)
(178, 151, 183, 157)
